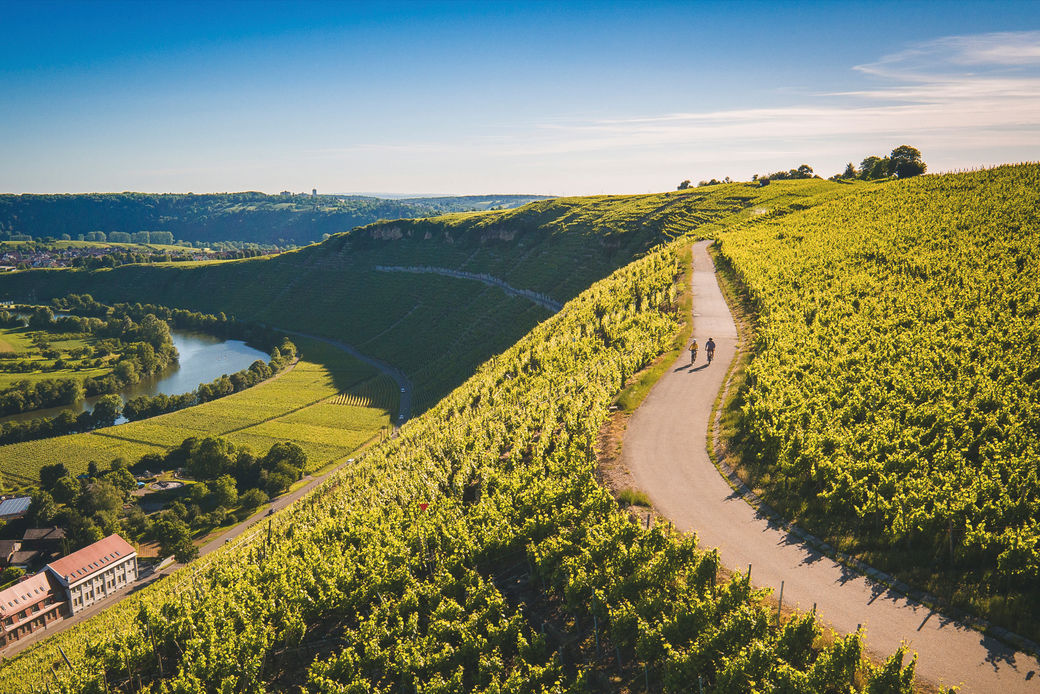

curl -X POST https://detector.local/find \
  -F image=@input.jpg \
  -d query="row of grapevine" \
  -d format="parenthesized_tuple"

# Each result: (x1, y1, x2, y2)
(718, 164, 1040, 632)
(0, 237, 916, 692)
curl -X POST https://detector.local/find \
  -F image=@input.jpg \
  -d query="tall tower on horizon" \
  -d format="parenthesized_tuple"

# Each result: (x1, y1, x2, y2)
(312, 188, 317, 197)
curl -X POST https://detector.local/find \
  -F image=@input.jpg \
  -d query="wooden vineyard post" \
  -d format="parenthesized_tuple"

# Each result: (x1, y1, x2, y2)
(145, 616, 164, 678)
(57, 645, 73, 671)
(593, 614, 601, 657)
(777, 580, 784, 622)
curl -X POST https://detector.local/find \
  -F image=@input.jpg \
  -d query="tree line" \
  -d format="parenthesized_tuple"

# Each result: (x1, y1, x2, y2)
(0, 306, 177, 417)
(29, 436, 307, 563)
(676, 145, 927, 189)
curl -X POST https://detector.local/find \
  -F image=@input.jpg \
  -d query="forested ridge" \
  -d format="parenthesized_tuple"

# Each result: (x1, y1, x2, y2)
(0, 192, 549, 245)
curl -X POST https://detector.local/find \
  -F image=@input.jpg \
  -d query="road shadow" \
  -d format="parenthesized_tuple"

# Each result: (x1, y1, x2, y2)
(674, 363, 693, 372)
(689, 364, 710, 372)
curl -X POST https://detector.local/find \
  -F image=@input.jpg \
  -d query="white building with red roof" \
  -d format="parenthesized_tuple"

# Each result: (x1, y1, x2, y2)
(44, 534, 137, 615)
(0, 571, 66, 648)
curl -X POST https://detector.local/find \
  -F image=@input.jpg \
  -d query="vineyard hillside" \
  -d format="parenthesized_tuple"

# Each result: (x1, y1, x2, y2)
(0, 180, 855, 413)
(717, 163, 1040, 636)
(0, 233, 914, 693)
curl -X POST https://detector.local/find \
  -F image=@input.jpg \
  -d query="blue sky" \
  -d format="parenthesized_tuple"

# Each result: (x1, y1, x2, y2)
(2, 0, 1039, 195)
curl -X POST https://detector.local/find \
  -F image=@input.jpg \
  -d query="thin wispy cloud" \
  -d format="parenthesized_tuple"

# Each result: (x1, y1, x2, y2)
(495, 32, 1040, 159)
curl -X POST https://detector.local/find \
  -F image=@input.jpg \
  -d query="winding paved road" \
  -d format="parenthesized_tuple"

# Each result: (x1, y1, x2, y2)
(622, 240, 1040, 693)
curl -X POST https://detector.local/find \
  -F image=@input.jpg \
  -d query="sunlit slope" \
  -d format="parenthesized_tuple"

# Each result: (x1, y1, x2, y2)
(0, 180, 853, 413)
(0, 235, 912, 693)
(719, 164, 1040, 632)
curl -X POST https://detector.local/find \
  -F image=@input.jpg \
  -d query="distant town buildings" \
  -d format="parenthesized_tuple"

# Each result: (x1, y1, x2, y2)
(0, 534, 137, 650)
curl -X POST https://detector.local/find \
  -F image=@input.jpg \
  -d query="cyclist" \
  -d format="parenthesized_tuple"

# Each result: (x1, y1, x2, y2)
(705, 337, 716, 364)
(689, 338, 698, 364)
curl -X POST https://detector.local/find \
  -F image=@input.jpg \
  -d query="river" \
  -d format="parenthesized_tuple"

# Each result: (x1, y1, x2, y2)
(0, 331, 269, 425)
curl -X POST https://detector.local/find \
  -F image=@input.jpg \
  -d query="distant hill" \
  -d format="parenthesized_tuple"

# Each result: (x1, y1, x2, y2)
(0, 192, 551, 246)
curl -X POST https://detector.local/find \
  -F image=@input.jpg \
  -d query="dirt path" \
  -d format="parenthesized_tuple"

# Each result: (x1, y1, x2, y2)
(279, 329, 413, 424)
(622, 239, 1040, 693)
(373, 265, 563, 312)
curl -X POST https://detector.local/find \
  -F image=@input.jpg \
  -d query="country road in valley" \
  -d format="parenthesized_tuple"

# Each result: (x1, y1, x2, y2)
(621, 240, 1040, 693)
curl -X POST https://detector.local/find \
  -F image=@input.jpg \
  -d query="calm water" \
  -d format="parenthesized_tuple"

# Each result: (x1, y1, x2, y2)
(1, 331, 269, 425)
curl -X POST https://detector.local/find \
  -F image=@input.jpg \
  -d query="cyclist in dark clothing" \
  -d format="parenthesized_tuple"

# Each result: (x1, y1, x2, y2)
(705, 337, 716, 364)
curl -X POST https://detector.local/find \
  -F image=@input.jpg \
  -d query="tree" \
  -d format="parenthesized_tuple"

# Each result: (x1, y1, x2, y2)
(122, 504, 152, 539)
(28, 307, 54, 330)
(859, 155, 890, 180)
(77, 480, 124, 517)
(240, 488, 268, 510)
(52, 475, 80, 505)
(889, 145, 926, 178)
(138, 314, 171, 350)
(28, 490, 59, 526)
(262, 442, 307, 475)
(187, 437, 237, 480)
(152, 515, 197, 562)
(66, 512, 104, 548)
(208, 474, 238, 509)
(172, 538, 199, 564)
(91, 394, 123, 426)
(104, 466, 138, 494)
(39, 462, 70, 491)
(677, 180, 691, 190)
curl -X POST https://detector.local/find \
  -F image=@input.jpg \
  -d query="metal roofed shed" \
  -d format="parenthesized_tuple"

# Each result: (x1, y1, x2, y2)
(0, 497, 31, 520)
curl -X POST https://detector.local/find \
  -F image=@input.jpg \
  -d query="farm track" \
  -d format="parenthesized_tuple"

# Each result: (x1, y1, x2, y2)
(277, 329, 413, 424)
(622, 240, 1040, 693)
(372, 265, 563, 312)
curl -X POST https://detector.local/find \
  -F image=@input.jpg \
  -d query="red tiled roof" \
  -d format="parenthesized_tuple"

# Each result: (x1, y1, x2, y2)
(0, 572, 60, 618)
(46, 534, 135, 585)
